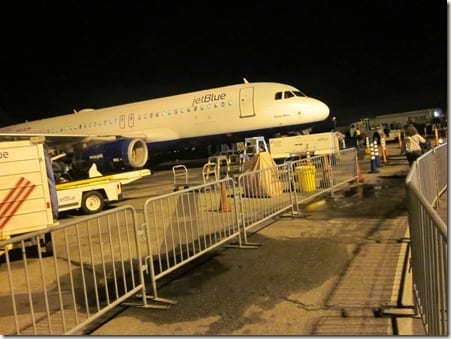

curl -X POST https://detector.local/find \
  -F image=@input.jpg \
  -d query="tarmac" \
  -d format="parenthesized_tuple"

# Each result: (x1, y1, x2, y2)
(88, 142, 443, 335)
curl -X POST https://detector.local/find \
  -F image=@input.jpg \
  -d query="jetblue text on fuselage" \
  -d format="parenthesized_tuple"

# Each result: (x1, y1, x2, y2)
(192, 93, 226, 106)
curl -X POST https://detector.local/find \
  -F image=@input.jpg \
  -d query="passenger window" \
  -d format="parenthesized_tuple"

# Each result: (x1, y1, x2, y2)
(275, 92, 283, 100)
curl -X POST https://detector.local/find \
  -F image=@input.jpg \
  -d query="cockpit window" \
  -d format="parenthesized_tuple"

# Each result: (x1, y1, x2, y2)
(275, 90, 307, 100)
(284, 91, 294, 99)
(293, 90, 307, 97)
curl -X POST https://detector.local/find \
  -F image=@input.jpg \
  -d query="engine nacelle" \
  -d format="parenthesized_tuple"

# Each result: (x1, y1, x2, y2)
(79, 138, 149, 172)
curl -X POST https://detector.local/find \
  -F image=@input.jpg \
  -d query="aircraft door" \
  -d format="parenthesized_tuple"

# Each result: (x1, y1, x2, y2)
(239, 87, 255, 118)
(128, 113, 135, 128)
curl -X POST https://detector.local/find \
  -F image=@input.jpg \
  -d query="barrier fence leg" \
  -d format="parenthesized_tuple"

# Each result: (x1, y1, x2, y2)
(123, 256, 177, 309)
(225, 213, 261, 249)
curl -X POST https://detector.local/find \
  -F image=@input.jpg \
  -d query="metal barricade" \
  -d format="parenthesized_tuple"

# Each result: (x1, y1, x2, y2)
(0, 148, 361, 333)
(414, 144, 447, 207)
(142, 178, 242, 305)
(0, 205, 145, 335)
(289, 148, 358, 207)
(406, 143, 448, 335)
(237, 162, 294, 237)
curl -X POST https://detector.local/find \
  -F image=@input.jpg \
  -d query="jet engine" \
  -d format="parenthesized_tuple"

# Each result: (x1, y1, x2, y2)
(79, 138, 149, 172)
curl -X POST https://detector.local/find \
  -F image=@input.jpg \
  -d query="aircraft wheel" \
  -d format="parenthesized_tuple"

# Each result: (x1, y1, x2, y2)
(81, 191, 105, 214)
(44, 233, 53, 256)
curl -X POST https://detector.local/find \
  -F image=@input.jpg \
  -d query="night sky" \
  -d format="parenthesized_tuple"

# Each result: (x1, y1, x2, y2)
(0, 1, 447, 129)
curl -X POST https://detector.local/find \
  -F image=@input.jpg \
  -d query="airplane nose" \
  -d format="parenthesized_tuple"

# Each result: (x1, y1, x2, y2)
(314, 99, 330, 120)
(293, 97, 330, 123)
(300, 98, 329, 121)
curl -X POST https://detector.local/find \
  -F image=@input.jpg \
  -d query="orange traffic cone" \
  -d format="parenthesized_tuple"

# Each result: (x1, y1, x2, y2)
(398, 131, 403, 149)
(434, 126, 439, 147)
(355, 160, 364, 183)
(218, 182, 232, 212)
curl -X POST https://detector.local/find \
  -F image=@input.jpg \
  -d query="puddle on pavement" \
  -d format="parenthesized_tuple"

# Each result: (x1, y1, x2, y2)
(301, 176, 408, 219)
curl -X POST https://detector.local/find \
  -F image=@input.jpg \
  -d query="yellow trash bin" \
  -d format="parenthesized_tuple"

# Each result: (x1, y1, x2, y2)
(296, 165, 316, 192)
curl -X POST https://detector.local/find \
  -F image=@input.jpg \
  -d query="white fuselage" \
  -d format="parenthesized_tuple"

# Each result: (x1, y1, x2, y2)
(0, 81, 330, 171)
(0, 82, 329, 143)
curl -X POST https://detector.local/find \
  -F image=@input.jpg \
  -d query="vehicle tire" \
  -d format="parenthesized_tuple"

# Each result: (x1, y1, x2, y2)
(44, 233, 53, 256)
(81, 191, 105, 214)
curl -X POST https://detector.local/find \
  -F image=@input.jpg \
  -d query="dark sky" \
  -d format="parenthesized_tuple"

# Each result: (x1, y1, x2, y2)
(0, 1, 447, 128)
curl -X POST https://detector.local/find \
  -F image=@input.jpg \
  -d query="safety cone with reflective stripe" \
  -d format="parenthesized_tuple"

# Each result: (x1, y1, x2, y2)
(355, 158, 364, 183)
(365, 136, 371, 154)
(218, 182, 232, 212)
(374, 140, 381, 167)
(381, 137, 388, 163)
(368, 143, 379, 173)
(434, 126, 439, 147)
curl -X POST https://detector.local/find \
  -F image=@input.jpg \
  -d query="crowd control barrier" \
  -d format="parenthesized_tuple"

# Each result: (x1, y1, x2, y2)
(1, 148, 359, 334)
(406, 143, 448, 335)
(141, 178, 243, 306)
(237, 162, 294, 237)
(288, 148, 358, 211)
(0, 206, 147, 335)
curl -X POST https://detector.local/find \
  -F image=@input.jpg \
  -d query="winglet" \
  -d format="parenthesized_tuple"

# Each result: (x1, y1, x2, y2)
(243, 78, 249, 84)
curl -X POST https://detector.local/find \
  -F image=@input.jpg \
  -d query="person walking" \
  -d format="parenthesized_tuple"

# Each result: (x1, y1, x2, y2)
(403, 124, 426, 166)
(354, 127, 362, 150)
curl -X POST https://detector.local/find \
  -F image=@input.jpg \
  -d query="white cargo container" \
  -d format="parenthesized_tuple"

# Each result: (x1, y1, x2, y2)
(268, 132, 340, 160)
(0, 139, 150, 248)
(0, 139, 57, 239)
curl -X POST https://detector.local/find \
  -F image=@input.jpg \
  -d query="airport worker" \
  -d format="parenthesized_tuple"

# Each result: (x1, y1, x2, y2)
(403, 124, 426, 166)
(354, 127, 362, 150)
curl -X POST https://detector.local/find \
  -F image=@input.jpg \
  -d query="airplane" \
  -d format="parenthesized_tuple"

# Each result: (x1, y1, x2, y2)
(0, 79, 329, 174)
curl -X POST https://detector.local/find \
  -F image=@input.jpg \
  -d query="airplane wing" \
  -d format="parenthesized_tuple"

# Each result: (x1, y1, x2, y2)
(0, 133, 124, 147)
